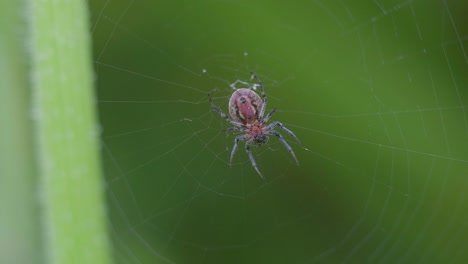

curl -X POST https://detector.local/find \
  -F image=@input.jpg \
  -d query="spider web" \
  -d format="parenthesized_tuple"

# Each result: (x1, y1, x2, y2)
(90, 0, 468, 263)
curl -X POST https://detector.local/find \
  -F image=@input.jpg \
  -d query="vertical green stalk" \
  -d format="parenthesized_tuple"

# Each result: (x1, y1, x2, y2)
(28, 0, 112, 263)
(0, 1, 42, 264)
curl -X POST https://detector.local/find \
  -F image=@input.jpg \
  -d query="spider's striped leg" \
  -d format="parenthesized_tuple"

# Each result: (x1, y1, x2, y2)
(250, 72, 265, 101)
(230, 79, 251, 89)
(250, 72, 268, 121)
(270, 130, 299, 165)
(208, 94, 243, 127)
(230, 134, 249, 166)
(267, 121, 302, 146)
(224, 127, 247, 133)
(262, 108, 277, 124)
(245, 141, 264, 178)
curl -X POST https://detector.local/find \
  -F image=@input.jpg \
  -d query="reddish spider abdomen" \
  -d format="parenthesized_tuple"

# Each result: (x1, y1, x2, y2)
(229, 88, 262, 124)
(238, 102, 257, 123)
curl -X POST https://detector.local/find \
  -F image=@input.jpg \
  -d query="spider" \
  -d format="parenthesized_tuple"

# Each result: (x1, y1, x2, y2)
(209, 73, 301, 178)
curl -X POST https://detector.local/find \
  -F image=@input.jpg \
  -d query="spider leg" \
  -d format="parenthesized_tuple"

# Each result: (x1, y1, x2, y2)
(262, 108, 277, 124)
(230, 134, 249, 166)
(224, 127, 247, 133)
(245, 141, 264, 178)
(250, 72, 265, 100)
(269, 130, 299, 165)
(230, 79, 251, 90)
(267, 121, 302, 146)
(250, 72, 267, 121)
(208, 94, 243, 127)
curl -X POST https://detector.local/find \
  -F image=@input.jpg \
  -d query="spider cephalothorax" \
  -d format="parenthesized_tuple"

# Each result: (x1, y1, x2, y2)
(209, 73, 301, 178)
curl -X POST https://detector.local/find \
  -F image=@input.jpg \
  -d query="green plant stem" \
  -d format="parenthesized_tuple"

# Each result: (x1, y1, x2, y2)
(28, 0, 112, 263)
(0, 1, 42, 264)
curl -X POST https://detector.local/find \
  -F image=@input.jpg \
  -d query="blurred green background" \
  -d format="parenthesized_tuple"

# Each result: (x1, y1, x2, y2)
(89, 0, 468, 263)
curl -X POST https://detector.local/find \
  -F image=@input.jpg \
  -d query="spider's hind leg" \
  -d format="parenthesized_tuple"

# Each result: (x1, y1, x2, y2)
(208, 94, 243, 127)
(250, 72, 265, 101)
(250, 72, 268, 121)
(230, 134, 248, 166)
(262, 108, 276, 124)
(224, 127, 246, 133)
(245, 141, 264, 178)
